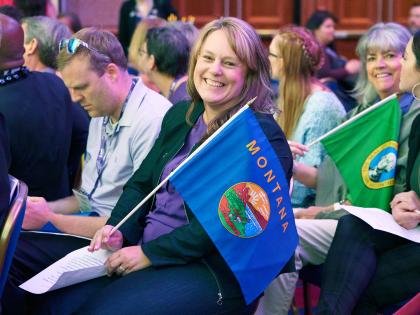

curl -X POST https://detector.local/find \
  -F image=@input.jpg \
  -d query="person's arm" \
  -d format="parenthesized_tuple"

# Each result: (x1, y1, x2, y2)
(24, 196, 108, 237)
(48, 214, 108, 238)
(48, 195, 80, 214)
(293, 161, 318, 189)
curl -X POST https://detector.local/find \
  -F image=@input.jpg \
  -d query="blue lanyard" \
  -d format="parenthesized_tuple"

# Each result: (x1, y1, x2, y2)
(88, 78, 137, 199)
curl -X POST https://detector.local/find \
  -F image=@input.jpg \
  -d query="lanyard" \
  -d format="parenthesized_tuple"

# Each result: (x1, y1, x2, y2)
(88, 78, 137, 199)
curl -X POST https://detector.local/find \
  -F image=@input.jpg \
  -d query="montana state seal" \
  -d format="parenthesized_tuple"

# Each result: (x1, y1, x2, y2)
(362, 141, 398, 189)
(218, 182, 270, 238)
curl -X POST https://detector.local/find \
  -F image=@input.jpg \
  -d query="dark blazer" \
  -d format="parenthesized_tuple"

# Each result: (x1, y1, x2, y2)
(107, 100, 293, 300)
(0, 113, 10, 228)
(0, 71, 72, 201)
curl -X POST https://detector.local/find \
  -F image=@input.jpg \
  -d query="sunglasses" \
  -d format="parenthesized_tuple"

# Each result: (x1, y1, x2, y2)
(59, 38, 104, 56)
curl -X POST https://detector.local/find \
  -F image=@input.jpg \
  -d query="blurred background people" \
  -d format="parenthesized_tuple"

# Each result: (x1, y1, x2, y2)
(118, 0, 177, 55)
(13, 0, 56, 18)
(57, 12, 82, 34)
(127, 16, 166, 80)
(167, 20, 199, 51)
(137, 26, 191, 104)
(408, 3, 420, 34)
(306, 10, 360, 111)
(0, 4, 22, 21)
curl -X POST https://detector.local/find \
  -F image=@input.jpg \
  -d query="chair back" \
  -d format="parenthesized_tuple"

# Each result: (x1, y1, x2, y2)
(0, 176, 28, 297)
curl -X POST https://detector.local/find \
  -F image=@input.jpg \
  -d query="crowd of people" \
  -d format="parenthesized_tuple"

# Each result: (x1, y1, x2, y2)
(0, 1, 419, 314)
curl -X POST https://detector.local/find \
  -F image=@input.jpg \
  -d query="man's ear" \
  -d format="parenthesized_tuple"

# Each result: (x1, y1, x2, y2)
(104, 63, 120, 81)
(26, 38, 38, 55)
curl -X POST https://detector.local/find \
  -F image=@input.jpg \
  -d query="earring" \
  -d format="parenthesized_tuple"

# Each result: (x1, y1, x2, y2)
(412, 82, 420, 100)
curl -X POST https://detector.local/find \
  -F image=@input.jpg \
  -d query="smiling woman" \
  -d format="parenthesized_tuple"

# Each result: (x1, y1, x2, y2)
(353, 22, 412, 110)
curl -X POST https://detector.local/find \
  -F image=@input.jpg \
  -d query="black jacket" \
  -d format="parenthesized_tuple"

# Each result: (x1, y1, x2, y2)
(0, 71, 72, 200)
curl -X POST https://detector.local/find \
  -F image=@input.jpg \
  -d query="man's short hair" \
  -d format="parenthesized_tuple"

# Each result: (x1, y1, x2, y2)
(22, 16, 71, 69)
(146, 26, 189, 78)
(56, 27, 127, 75)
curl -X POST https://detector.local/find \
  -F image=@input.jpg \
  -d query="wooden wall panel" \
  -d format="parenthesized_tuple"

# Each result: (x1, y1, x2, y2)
(242, 0, 294, 29)
(171, 0, 224, 28)
(332, 0, 378, 30)
(391, 0, 417, 26)
(301, 0, 378, 30)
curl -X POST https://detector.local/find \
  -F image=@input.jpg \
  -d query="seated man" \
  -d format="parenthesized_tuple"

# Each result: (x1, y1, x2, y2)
(21, 15, 89, 190)
(0, 13, 72, 201)
(0, 112, 10, 228)
(138, 26, 191, 104)
(23, 27, 172, 237)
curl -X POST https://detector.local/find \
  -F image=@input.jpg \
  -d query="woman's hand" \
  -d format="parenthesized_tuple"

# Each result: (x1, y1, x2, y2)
(391, 191, 420, 229)
(88, 225, 123, 252)
(288, 141, 308, 159)
(106, 246, 151, 276)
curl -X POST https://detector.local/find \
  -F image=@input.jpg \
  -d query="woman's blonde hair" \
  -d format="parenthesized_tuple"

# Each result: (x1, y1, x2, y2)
(186, 17, 274, 134)
(274, 26, 323, 138)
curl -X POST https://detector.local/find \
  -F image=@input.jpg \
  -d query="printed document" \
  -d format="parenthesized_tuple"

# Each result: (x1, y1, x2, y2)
(336, 204, 420, 243)
(20, 246, 112, 294)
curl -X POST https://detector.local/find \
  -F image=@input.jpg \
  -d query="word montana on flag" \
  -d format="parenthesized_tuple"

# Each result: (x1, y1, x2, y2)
(320, 94, 401, 211)
(170, 106, 298, 304)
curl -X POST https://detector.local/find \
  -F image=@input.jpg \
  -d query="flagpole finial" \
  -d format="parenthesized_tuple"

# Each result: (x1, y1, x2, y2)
(244, 97, 257, 108)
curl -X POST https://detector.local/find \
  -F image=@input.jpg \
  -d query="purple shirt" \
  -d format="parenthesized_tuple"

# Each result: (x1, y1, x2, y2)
(168, 80, 190, 105)
(141, 115, 207, 243)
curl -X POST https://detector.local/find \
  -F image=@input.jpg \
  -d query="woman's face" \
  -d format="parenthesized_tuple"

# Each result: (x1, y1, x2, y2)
(193, 29, 247, 121)
(268, 37, 283, 80)
(366, 49, 402, 99)
(314, 18, 335, 45)
(400, 37, 420, 93)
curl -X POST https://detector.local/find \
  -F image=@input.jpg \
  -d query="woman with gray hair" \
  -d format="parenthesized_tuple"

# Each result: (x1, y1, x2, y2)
(352, 22, 412, 114)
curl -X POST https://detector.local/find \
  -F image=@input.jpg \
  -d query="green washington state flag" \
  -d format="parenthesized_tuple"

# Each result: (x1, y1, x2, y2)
(320, 95, 401, 211)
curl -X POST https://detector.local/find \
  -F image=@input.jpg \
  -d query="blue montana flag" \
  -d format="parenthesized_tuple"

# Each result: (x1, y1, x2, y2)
(170, 106, 298, 304)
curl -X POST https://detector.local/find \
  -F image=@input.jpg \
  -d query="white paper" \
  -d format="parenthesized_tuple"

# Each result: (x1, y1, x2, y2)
(19, 246, 112, 294)
(337, 204, 420, 243)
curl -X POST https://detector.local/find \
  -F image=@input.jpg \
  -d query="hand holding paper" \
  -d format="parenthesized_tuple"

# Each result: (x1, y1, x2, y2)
(391, 191, 420, 229)
(338, 204, 420, 243)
